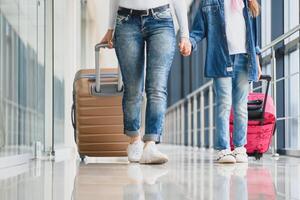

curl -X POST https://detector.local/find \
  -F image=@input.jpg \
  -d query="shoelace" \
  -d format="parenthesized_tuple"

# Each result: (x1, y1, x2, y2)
(233, 148, 246, 155)
(218, 150, 233, 159)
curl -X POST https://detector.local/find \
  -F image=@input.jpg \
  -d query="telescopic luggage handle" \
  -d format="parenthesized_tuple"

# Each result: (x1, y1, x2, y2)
(259, 75, 272, 82)
(259, 75, 272, 120)
(94, 43, 123, 93)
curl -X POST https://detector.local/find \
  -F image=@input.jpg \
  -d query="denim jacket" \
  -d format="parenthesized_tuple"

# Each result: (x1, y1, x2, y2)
(190, 0, 261, 81)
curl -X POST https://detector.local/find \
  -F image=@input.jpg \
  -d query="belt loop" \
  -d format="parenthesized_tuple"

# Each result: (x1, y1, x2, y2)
(150, 8, 154, 16)
(130, 9, 133, 15)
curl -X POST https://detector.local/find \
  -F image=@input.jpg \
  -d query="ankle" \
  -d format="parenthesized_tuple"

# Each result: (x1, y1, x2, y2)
(144, 141, 155, 148)
(129, 135, 141, 144)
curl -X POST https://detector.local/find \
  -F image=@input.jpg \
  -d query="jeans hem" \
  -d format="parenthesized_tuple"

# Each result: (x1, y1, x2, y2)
(143, 134, 160, 142)
(234, 144, 246, 148)
(215, 146, 231, 151)
(124, 130, 140, 137)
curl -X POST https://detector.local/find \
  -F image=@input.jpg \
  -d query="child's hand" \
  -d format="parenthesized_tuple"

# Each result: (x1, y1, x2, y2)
(256, 55, 262, 80)
(179, 38, 192, 57)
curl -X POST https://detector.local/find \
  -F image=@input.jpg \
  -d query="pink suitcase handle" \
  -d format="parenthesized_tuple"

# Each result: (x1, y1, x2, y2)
(259, 75, 272, 123)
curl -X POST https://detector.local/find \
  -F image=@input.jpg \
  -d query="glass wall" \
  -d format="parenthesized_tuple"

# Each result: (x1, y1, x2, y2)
(284, 0, 300, 150)
(0, 0, 45, 156)
(0, 0, 70, 158)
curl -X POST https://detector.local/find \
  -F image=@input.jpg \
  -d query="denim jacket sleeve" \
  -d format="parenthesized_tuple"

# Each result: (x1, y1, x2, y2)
(189, 3, 207, 51)
(252, 17, 261, 55)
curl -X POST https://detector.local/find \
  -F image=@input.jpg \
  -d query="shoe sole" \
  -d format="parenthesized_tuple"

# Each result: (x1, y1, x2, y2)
(128, 159, 140, 163)
(139, 157, 168, 165)
(218, 160, 236, 164)
(235, 160, 248, 163)
(217, 158, 236, 164)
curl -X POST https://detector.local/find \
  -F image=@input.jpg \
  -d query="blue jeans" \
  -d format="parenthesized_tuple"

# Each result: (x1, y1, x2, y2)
(114, 7, 176, 142)
(214, 54, 249, 150)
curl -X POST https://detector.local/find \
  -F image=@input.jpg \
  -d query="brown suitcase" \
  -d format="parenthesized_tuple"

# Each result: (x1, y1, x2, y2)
(72, 44, 129, 161)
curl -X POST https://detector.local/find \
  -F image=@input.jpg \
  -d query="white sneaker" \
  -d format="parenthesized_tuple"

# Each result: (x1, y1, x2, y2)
(233, 146, 248, 163)
(127, 140, 144, 162)
(139, 142, 168, 164)
(217, 149, 236, 164)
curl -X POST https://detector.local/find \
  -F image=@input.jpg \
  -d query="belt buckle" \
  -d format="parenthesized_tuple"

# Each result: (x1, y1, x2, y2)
(141, 9, 150, 17)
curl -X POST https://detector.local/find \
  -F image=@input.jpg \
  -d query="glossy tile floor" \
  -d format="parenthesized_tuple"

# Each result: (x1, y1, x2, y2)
(1, 145, 300, 200)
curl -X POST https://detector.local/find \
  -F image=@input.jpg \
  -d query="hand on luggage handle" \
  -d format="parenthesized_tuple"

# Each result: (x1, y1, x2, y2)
(95, 43, 110, 51)
(259, 75, 272, 82)
(94, 43, 123, 93)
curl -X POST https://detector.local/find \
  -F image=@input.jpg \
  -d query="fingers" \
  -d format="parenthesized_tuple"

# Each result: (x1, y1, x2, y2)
(182, 50, 191, 57)
(107, 38, 114, 48)
(179, 42, 191, 56)
(100, 30, 114, 48)
(179, 42, 184, 52)
(181, 47, 191, 56)
(100, 37, 114, 48)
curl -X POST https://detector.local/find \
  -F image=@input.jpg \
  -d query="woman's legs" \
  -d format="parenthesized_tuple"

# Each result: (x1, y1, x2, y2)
(114, 16, 146, 162)
(114, 19, 145, 139)
(143, 25, 176, 143)
(114, 10, 176, 164)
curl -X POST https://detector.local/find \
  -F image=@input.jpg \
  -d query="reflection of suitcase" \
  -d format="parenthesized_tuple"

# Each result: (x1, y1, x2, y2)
(247, 168, 276, 200)
(75, 164, 132, 199)
(230, 167, 276, 200)
(72, 43, 128, 161)
(230, 75, 277, 159)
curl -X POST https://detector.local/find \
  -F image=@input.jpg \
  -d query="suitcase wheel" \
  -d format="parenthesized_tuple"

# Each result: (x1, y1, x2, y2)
(248, 151, 263, 160)
(254, 153, 263, 160)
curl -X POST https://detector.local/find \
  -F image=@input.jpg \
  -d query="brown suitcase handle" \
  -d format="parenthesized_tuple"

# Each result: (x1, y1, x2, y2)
(94, 43, 123, 93)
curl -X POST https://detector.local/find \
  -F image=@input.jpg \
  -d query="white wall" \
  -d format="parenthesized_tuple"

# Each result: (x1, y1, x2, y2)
(81, 0, 118, 68)
(60, 0, 82, 149)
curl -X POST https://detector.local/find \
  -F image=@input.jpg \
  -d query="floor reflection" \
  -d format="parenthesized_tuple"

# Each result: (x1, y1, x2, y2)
(0, 145, 300, 200)
(214, 164, 276, 200)
(74, 163, 171, 200)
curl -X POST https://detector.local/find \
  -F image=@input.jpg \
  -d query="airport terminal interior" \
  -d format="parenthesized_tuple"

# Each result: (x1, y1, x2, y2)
(0, 0, 300, 199)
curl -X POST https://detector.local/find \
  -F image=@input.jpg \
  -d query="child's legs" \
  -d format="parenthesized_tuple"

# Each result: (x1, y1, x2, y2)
(232, 54, 249, 148)
(214, 77, 232, 150)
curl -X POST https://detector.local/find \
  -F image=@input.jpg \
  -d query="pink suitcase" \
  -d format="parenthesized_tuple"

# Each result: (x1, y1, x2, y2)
(230, 75, 277, 159)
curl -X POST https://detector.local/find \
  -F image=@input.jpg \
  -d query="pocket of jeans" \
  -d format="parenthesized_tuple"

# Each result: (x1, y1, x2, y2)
(153, 9, 173, 21)
(116, 13, 130, 25)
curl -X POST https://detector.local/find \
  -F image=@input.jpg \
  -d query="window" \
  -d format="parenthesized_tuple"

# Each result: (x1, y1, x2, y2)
(284, 0, 300, 150)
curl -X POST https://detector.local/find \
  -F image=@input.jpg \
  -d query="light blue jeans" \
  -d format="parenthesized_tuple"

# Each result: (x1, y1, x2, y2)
(214, 54, 249, 150)
(114, 7, 176, 142)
